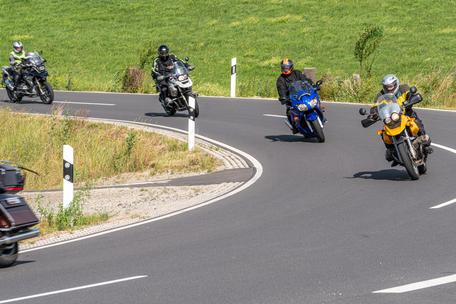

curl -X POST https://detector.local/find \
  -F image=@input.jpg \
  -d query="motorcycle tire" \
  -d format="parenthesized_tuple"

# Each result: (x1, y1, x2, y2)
(0, 242, 18, 268)
(39, 82, 54, 104)
(6, 87, 22, 103)
(163, 105, 176, 116)
(397, 141, 420, 180)
(418, 163, 427, 175)
(310, 118, 325, 143)
(194, 99, 200, 118)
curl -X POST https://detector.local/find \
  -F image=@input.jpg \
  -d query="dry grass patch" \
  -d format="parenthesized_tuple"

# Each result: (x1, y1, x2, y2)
(0, 108, 218, 190)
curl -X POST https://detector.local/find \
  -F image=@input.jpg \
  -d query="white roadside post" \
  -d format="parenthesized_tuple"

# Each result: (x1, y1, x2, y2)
(63, 145, 74, 209)
(188, 96, 196, 151)
(230, 57, 237, 98)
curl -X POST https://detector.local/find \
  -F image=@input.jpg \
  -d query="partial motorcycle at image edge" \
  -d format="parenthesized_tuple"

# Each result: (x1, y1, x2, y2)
(359, 87, 430, 180)
(158, 57, 199, 117)
(0, 162, 40, 268)
(2, 52, 54, 104)
(286, 80, 326, 142)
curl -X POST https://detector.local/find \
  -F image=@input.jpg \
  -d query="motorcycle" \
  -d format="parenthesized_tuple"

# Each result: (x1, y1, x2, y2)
(159, 58, 199, 117)
(0, 162, 40, 267)
(2, 52, 54, 104)
(286, 80, 326, 142)
(359, 87, 429, 180)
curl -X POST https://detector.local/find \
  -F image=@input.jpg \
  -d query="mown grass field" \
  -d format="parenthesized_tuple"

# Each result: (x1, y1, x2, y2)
(0, 108, 217, 190)
(0, 0, 455, 106)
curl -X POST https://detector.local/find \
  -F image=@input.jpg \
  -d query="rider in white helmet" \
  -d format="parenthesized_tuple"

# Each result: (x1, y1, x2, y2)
(373, 74, 432, 165)
(7, 41, 26, 89)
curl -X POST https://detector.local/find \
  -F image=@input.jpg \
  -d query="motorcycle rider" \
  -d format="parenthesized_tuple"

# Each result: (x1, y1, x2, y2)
(372, 74, 432, 165)
(276, 58, 314, 134)
(3, 41, 26, 90)
(151, 44, 179, 107)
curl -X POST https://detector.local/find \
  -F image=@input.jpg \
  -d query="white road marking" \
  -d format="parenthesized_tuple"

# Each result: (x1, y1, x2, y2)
(54, 101, 116, 106)
(0, 275, 147, 303)
(429, 143, 456, 209)
(21, 118, 263, 253)
(263, 114, 286, 118)
(373, 274, 456, 293)
(430, 198, 456, 209)
(431, 143, 456, 155)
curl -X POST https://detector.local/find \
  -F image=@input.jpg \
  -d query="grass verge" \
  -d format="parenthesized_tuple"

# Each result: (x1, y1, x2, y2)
(0, 108, 218, 190)
(0, 0, 454, 107)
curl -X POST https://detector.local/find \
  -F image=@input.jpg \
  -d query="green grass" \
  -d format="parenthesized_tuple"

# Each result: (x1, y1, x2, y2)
(0, 108, 218, 190)
(36, 188, 110, 234)
(0, 0, 455, 106)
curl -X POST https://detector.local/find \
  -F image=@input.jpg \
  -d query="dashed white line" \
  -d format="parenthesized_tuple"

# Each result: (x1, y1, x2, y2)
(0, 275, 147, 303)
(54, 101, 116, 106)
(373, 274, 456, 293)
(264, 114, 286, 118)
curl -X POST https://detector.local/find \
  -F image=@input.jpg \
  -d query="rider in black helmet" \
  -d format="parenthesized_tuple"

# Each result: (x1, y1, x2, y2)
(276, 58, 314, 133)
(152, 45, 178, 106)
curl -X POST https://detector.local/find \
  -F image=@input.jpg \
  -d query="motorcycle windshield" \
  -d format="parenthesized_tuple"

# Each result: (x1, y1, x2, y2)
(173, 61, 189, 77)
(376, 94, 402, 121)
(289, 81, 312, 100)
(26, 53, 44, 66)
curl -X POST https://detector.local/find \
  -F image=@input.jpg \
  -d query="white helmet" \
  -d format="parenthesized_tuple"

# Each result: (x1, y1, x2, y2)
(12, 41, 23, 54)
(382, 74, 400, 95)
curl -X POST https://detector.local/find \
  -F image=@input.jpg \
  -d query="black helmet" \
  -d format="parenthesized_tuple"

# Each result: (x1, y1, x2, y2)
(280, 58, 294, 75)
(158, 44, 169, 60)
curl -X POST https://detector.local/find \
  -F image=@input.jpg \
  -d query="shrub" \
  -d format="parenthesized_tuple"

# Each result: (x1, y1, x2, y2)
(354, 25, 384, 77)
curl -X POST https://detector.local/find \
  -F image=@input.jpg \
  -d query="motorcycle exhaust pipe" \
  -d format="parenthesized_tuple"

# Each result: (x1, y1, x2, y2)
(0, 229, 40, 246)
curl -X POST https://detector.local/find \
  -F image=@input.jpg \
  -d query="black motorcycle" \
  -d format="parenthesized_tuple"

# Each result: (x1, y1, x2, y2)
(2, 52, 54, 104)
(159, 58, 199, 117)
(0, 162, 40, 267)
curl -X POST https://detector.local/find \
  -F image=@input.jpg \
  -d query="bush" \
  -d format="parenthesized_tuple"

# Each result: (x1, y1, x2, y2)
(354, 25, 384, 77)
(121, 67, 145, 93)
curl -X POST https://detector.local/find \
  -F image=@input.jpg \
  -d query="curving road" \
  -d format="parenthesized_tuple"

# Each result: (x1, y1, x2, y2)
(0, 90, 456, 304)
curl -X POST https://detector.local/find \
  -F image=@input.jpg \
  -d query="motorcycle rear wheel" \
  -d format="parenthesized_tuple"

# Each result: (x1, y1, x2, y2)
(6, 87, 22, 103)
(39, 82, 54, 104)
(0, 242, 18, 268)
(397, 141, 420, 180)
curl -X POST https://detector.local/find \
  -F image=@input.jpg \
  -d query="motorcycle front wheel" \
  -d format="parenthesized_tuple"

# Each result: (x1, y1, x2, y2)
(39, 82, 54, 104)
(6, 87, 22, 103)
(397, 141, 420, 180)
(310, 118, 325, 143)
(0, 242, 18, 268)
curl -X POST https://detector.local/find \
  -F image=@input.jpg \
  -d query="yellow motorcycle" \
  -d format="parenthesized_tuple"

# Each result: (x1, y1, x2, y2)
(359, 87, 428, 180)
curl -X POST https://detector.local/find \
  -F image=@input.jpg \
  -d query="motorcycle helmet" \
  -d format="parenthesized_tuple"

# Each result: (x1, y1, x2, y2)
(382, 74, 400, 95)
(280, 58, 293, 76)
(158, 44, 170, 60)
(12, 41, 23, 54)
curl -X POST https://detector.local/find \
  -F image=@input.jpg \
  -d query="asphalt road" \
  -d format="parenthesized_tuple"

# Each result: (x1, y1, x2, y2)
(0, 90, 455, 304)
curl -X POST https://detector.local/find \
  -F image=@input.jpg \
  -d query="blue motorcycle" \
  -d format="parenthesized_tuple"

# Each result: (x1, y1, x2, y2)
(286, 80, 326, 142)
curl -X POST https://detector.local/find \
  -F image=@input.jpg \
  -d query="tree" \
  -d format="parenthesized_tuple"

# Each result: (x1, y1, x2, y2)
(354, 25, 384, 77)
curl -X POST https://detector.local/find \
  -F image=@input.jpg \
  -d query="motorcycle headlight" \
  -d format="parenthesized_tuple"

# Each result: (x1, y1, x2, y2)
(178, 75, 187, 81)
(310, 98, 318, 108)
(391, 112, 400, 122)
(384, 116, 392, 125)
(297, 104, 308, 112)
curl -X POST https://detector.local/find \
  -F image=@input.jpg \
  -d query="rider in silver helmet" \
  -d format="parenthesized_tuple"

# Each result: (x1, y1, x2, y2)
(373, 74, 432, 165)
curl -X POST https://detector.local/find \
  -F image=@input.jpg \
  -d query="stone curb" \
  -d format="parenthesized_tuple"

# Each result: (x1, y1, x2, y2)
(20, 119, 251, 251)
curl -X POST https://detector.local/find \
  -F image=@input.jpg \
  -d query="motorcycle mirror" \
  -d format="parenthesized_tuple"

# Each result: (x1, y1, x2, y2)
(409, 86, 417, 95)
(359, 108, 367, 116)
(315, 80, 323, 87)
(184, 57, 189, 62)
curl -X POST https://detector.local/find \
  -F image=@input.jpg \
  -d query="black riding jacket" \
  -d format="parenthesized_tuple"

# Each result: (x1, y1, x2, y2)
(151, 55, 178, 81)
(276, 70, 313, 105)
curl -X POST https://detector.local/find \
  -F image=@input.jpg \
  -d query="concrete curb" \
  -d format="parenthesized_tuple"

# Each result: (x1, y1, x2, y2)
(20, 119, 253, 251)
